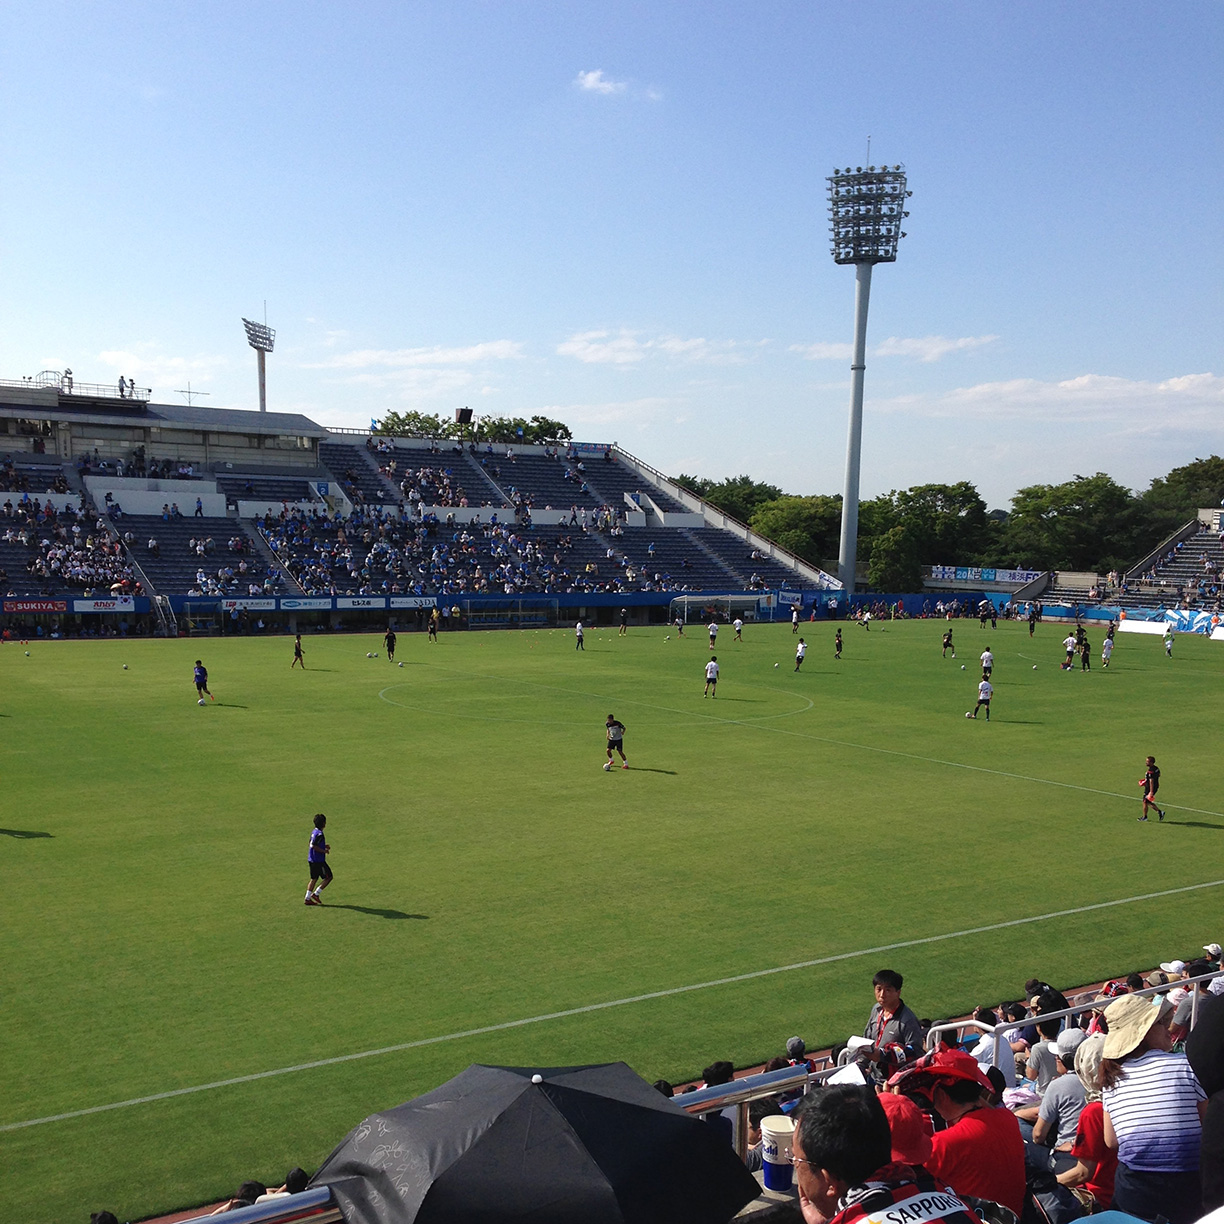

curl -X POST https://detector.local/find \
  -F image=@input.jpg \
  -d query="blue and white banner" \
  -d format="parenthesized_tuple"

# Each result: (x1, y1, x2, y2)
(390, 596, 437, 608)
(279, 598, 333, 610)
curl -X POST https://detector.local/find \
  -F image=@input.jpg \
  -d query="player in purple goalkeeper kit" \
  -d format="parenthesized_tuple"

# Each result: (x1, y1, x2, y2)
(305, 814, 332, 905)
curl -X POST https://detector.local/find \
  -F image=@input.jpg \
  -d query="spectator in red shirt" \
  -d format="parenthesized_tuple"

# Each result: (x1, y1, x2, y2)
(891, 1049, 1026, 1218)
(1057, 1033, 1117, 1211)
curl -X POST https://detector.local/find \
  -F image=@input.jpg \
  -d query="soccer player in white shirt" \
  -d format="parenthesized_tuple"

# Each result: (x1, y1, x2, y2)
(708, 621, 719, 648)
(795, 638, 807, 671)
(1062, 634, 1077, 669)
(980, 649, 993, 678)
(733, 617, 744, 641)
(971, 678, 993, 720)
(1102, 636, 1114, 668)
(704, 656, 719, 698)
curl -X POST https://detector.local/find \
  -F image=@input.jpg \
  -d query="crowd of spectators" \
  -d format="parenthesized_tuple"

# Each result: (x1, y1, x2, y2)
(258, 505, 711, 597)
(1, 498, 139, 596)
(0, 454, 69, 494)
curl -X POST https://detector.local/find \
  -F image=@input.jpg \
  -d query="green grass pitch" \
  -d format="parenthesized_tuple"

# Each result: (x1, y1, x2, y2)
(3, 619, 1221, 1222)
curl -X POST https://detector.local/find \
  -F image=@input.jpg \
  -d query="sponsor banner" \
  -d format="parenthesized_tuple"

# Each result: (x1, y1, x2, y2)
(390, 596, 437, 608)
(4, 599, 67, 613)
(73, 597, 135, 612)
(221, 599, 277, 611)
(931, 565, 1042, 584)
(777, 590, 802, 606)
(568, 441, 615, 455)
(279, 598, 333, 611)
(337, 596, 387, 609)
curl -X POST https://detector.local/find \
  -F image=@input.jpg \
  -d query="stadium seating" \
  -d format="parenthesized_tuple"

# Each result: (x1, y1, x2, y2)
(121, 515, 284, 597)
(576, 455, 688, 514)
(318, 441, 399, 506)
(216, 474, 316, 506)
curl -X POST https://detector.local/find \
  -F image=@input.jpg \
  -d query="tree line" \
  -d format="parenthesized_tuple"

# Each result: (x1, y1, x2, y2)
(674, 458, 1224, 591)
(374, 411, 573, 445)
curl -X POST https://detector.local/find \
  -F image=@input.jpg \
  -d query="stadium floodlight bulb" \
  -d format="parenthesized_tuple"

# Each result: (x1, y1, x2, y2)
(826, 162, 911, 592)
(242, 318, 276, 352)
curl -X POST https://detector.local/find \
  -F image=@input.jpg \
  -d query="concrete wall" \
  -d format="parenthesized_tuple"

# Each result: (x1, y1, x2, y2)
(84, 476, 228, 517)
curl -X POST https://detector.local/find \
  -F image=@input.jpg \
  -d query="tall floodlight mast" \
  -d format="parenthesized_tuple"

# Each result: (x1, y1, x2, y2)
(826, 165, 910, 591)
(242, 317, 276, 413)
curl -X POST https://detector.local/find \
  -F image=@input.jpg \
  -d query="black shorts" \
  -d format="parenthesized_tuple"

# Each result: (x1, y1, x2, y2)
(608, 738, 625, 753)
(309, 860, 333, 882)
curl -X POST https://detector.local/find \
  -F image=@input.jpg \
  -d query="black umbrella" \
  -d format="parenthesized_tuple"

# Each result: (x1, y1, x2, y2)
(311, 1062, 761, 1224)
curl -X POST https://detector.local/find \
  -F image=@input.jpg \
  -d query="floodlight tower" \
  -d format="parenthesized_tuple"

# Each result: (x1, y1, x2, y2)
(827, 164, 910, 591)
(242, 317, 276, 412)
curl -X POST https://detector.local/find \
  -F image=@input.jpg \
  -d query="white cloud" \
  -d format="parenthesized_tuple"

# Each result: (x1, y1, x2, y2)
(874, 334, 999, 362)
(536, 396, 675, 427)
(557, 329, 754, 366)
(790, 341, 853, 361)
(574, 69, 626, 95)
(876, 371, 1224, 426)
(305, 340, 523, 371)
(790, 334, 997, 363)
(96, 345, 224, 395)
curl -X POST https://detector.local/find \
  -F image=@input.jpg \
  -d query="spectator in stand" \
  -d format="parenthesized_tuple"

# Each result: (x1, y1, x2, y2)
(743, 1096, 784, 1173)
(255, 1167, 310, 1202)
(791, 1084, 986, 1224)
(90, 1214, 119, 1224)
(1025, 979, 1070, 1013)
(1186, 993, 1224, 1212)
(1171, 961, 1215, 1043)
(699, 1061, 736, 1146)
(890, 1048, 1026, 1217)
(1101, 991, 1206, 1224)
(968, 1007, 1017, 1089)
(1029, 1028, 1088, 1168)
(1024, 1011, 1064, 1096)
(1056, 1033, 1117, 1211)
(861, 969, 924, 1083)
(209, 1180, 267, 1213)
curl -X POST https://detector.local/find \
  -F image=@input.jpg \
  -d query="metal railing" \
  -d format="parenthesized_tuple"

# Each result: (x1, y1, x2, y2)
(925, 968, 1221, 1070)
(0, 377, 151, 402)
(676, 1062, 839, 1158)
(177, 1186, 340, 1224)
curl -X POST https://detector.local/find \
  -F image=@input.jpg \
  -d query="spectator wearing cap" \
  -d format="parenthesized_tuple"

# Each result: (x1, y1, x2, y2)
(1101, 992, 1207, 1224)
(1171, 961, 1215, 1044)
(1029, 1029, 1089, 1169)
(861, 969, 924, 1082)
(1057, 1033, 1118, 1211)
(892, 1049, 1026, 1217)
(1187, 993, 1224, 1212)
(791, 1085, 984, 1224)
(1163, 960, 1191, 1009)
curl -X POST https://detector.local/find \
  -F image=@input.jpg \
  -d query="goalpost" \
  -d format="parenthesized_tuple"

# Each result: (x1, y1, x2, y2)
(668, 593, 777, 623)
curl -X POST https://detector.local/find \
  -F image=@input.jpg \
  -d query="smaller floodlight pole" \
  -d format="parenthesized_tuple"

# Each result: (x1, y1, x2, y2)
(826, 164, 910, 591)
(241, 317, 276, 413)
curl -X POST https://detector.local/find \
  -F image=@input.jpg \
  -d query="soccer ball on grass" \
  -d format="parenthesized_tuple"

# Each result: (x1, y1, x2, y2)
(198, 698, 206, 706)
(603, 762, 612, 771)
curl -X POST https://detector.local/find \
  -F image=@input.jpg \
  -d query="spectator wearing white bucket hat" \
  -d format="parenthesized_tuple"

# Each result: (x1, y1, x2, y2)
(1101, 992, 1207, 1224)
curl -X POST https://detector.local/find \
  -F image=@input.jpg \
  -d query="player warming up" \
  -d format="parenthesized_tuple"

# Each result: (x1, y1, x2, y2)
(575, 620, 585, 650)
(604, 714, 628, 770)
(834, 628, 843, 659)
(708, 621, 719, 648)
(291, 634, 305, 669)
(942, 628, 955, 659)
(193, 659, 214, 702)
(795, 638, 807, 671)
(969, 677, 992, 720)
(305, 813, 333, 904)
(1138, 755, 1165, 822)
(704, 656, 719, 698)
(384, 627, 397, 662)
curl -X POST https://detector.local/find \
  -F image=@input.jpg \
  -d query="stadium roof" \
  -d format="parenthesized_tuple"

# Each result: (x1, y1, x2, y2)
(0, 382, 327, 437)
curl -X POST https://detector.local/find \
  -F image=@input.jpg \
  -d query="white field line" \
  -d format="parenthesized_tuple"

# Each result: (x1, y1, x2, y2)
(6, 877, 1224, 1134)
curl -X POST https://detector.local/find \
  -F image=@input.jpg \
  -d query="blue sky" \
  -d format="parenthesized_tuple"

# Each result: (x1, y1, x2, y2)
(1, 2, 1220, 508)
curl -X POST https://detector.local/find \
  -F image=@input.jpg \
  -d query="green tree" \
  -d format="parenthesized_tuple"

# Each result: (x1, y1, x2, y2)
(1137, 456, 1224, 541)
(677, 474, 785, 524)
(476, 415, 573, 444)
(748, 495, 842, 567)
(868, 524, 923, 591)
(373, 410, 455, 437)
(994, 473, 1139, 571)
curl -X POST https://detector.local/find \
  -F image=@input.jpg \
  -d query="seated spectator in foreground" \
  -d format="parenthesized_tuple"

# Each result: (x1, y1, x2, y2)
(1056, 1033, 1117, 1212)
(699, 1060, 736, 1145)
(1028, 1028, 1088, 1168)
(256, 1167, 310, 1201)
(1187, 992, 1224, 1213)
(1171, 960, 1215, 1044)
(209, 1180, 267, 1213)
(891, 1048, 1026, 1218)
(1101, 991, 1206, 1224)
(1024, 1012, 1064, 1096)
(791, 1084, 986, 1224)
(968, 1007, 1017, 1089)
(743, 1095, 784, 1172)
(861, 968, 924, 1082)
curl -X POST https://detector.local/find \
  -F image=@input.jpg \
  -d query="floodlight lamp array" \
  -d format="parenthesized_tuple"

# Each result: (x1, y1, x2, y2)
(242, 318, 276, 352)
(826, 165, 911, 264)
